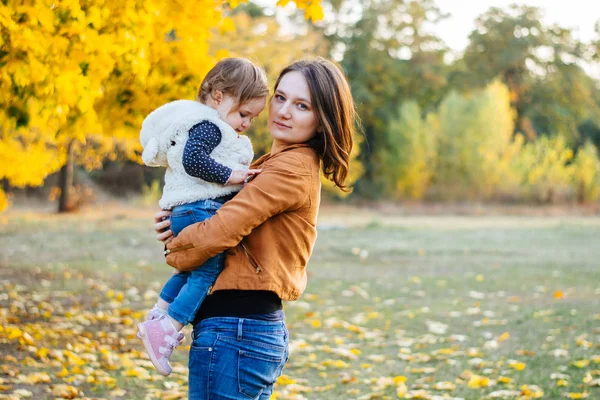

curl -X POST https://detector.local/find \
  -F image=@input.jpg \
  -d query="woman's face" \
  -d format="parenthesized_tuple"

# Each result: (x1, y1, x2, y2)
(268, 71, 319, 150)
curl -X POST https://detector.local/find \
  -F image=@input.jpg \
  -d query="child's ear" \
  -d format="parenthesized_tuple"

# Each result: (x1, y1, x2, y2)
(212, 90, 223, 105)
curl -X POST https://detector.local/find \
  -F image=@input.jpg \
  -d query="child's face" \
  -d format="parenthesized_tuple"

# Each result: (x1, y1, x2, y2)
(216, 95, 266, 133)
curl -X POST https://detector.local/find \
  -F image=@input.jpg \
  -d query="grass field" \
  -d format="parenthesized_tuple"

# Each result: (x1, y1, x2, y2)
(1, 204, 600, 399)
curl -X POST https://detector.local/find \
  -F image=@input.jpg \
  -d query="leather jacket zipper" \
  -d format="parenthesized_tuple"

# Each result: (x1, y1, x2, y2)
(164, 244, 194, 256)
(240, 242, 262, 273)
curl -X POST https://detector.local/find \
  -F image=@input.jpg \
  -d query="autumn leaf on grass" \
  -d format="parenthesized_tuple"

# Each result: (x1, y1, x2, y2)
(5, 389, 33, 398)
(51, 384, 79, 399)
(467, 374, 492, 389)
(563, 393, 589, 399)
(426, 320, 448, 335)
(396, 382, 408, 398)
(277, 375, 297, 385)
(432, 381, 456, 391)
(488, 390, 522, 398)
(520, 384, 544, 398)
(17, 372, 51, 384)
(109, 389, 127, 397)
(497, 332, 510, 342)
(508, 360, 526, 371)
(571, 359, 590, 368)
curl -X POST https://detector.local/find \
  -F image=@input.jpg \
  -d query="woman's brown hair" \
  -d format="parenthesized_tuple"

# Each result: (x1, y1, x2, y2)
(197, 58, 268, 108)
(273, 58, 357, 191)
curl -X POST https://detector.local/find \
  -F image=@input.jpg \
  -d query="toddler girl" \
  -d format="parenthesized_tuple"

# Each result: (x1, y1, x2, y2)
(137, 58, 268, 376)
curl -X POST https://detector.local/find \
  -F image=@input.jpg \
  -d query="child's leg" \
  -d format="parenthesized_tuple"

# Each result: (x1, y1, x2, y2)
(166, 199, 226, 329)
(151, 204, 197, 311)
(158, 271, 191, 307)
(137, 199, 224, 376)
(167, 252, 225, 328)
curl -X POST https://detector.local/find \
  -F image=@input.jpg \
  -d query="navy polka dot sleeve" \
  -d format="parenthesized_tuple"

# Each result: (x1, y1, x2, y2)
(182, 121, 232, 184)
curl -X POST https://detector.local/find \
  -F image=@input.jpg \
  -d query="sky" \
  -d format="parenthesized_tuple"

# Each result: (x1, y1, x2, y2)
(258, 0, 600, 77)
(261, 0, 599, 51)
(433, 0, 598, 52)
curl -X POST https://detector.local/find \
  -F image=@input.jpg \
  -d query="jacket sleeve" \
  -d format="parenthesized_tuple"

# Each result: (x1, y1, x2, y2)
(165, 153, 313, 271)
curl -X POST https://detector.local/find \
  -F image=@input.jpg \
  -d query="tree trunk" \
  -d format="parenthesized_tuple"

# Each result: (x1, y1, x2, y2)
(58, 140, 75, 213)
(2, 179, 10, 194)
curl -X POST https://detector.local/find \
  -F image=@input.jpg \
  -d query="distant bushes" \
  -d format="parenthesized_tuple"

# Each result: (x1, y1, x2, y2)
(384, 81, 600, 203)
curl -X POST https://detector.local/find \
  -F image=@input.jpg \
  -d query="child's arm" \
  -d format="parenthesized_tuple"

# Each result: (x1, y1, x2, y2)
(183, 121, 260, 185)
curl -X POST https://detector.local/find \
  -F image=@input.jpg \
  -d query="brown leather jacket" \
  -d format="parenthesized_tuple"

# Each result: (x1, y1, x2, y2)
(165, 144, 321, 301)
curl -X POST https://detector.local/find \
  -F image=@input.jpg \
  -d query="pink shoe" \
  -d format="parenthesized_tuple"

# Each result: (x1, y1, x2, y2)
(137, 305, 168, 339)
(147, 305, 169, 321)
(137, 317, 184, 376)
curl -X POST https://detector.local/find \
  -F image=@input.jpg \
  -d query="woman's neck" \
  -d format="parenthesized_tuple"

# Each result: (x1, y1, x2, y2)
(270, 140, 285, 155)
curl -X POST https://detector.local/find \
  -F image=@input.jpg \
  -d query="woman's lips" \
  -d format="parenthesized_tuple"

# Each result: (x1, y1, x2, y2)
(274, 121, 291, 129)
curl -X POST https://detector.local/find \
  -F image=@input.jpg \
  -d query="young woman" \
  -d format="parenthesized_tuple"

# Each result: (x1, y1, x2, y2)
(155, 58, 357, 399)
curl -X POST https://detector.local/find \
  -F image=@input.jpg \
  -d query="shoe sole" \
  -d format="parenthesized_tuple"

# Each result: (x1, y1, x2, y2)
(137, 322, 171, 376)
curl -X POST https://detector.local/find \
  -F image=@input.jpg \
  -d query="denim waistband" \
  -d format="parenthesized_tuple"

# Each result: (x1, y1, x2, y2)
(212, 193, 235, 204)
(175, 194, 234, 209)
(194, 315, 286, 334)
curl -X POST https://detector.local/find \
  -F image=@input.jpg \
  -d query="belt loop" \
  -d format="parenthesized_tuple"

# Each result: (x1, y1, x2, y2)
(237, 319, 244, 341)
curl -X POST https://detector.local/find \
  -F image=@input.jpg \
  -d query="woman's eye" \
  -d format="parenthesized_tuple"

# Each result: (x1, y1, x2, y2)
(297, 103, 308, 110)
(276, 94, 285, 102)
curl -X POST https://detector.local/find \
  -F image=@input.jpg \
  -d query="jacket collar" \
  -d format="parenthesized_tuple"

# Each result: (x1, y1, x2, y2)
(254, 143, 314, 166)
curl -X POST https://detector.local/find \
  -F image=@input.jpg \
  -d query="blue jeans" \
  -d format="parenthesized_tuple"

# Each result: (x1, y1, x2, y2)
(159, 199, 225, 325)
(188, 317, 289, 399)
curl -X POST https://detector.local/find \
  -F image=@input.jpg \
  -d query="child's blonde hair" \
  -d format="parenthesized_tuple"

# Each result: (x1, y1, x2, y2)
(197, 58, 268, 109)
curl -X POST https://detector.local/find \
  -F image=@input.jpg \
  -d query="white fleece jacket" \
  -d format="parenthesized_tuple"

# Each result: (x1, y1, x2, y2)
(140, 100, 253, 210)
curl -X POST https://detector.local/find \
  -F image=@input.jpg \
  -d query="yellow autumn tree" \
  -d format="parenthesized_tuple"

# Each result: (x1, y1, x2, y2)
(0, 0, 323, 212)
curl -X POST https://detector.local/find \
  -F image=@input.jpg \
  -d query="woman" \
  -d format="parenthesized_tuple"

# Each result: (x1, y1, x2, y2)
(155, 58, 357, 399)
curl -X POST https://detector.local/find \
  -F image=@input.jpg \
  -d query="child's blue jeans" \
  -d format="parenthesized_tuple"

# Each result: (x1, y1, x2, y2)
(159, 199, 226, 325)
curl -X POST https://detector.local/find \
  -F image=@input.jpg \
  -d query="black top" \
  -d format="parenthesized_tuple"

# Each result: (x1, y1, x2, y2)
(182, 121, 233, 184)
(193, 290, 283, 325)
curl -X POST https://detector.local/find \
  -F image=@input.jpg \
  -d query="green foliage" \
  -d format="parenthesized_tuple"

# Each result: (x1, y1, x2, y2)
(516, 136, 574, 203)
(433, 81, 515, 200)
(458, 4, 597, 146)
(381, 101, 437, 199)
(338, 0, 450, 197)
(462, 5, 545, 91)
(571, 141, 600, 203)
(526, 61, 600, 145)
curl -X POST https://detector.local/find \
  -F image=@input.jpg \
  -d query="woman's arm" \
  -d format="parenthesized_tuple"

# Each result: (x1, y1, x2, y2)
(165, 153, 313, 271)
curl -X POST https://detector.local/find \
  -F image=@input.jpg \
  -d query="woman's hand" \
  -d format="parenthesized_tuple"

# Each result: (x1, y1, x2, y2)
(154, 210, 173, 244)
(226, 169, 262, 185)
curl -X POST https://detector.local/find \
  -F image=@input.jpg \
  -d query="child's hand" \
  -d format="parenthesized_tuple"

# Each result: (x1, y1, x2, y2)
(226, 169, 262, 185)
